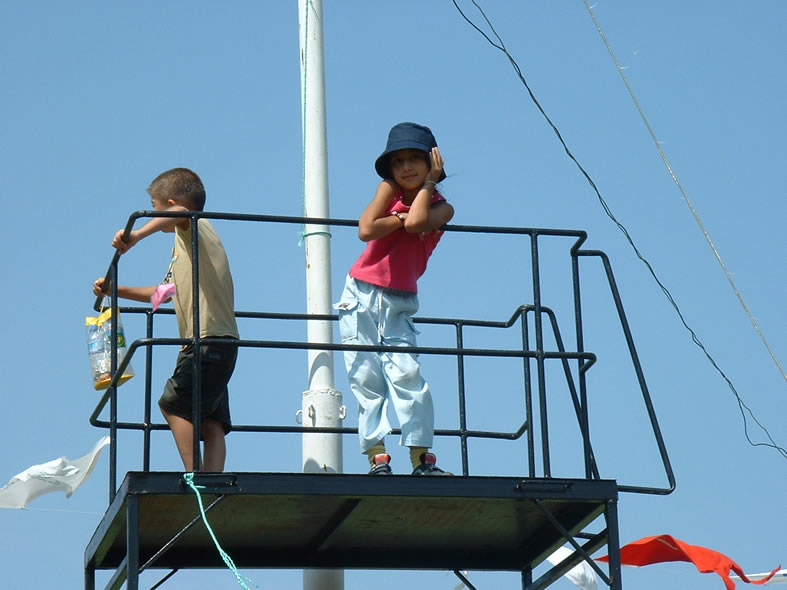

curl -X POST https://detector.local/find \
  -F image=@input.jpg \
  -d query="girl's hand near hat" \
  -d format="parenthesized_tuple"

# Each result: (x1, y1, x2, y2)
(427, 147, 444, 183)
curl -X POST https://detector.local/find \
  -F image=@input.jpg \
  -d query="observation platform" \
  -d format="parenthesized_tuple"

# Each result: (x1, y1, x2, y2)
(85, 471, 618, 587)
(86, 211, 674, 589)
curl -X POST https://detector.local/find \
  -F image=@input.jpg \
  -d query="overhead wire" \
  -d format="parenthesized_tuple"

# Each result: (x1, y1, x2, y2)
(450, 0, 786, 459)
(582, 0, 786, 385)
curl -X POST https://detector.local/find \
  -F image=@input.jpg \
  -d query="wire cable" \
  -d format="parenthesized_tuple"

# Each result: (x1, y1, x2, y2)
(582, 0, 786, 385)
(451, 0, 786, 459)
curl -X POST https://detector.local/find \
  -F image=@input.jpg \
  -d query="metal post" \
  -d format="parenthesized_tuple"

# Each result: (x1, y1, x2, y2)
(605, 498, 623, 590)
(109, 265, 118, 501)
(126, 494, 140, 590)
(298, 1, 344, 589)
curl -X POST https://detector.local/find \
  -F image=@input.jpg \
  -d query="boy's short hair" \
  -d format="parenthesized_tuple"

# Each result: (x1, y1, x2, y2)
(147, 168, 206, 211)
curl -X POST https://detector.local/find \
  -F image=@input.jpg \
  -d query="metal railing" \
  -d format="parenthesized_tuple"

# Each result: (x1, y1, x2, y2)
(91, 211, 675, 502)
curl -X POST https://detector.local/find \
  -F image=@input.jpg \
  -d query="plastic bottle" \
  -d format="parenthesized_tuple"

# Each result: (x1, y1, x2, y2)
(87, 323, 111, 389)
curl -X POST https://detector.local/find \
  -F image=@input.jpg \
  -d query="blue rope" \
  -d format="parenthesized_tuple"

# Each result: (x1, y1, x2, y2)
(183, 473, 259, 589)
(297, 229, 332, 246)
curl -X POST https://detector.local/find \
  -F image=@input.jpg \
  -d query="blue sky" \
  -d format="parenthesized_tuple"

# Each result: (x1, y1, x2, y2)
(0, 2, 784, 589)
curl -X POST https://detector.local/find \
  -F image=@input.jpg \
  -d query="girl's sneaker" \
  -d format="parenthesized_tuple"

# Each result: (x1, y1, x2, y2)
(412, 452, 452, 476)
(369, 453, 392, 475)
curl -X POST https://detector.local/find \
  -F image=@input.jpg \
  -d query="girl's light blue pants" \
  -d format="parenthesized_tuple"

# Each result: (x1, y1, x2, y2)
(335, 276, 434, 453)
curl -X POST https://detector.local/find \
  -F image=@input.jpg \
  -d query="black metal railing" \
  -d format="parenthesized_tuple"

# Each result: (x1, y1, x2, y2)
(91, 211, 675, 502)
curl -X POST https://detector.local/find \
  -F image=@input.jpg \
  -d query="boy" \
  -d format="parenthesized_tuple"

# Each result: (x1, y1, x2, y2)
(93, 167, 239, 472)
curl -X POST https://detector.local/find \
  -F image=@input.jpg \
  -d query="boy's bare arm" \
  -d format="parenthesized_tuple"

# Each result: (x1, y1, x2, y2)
(112, 205, 189, 254)
(92, 278, 156, 302)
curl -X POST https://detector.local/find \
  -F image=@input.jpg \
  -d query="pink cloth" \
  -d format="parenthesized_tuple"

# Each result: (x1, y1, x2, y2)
(349, 191, 446, 293)
(151, 283, 176, 311)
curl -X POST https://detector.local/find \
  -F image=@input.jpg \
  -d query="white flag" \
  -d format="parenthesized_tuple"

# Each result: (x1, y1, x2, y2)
(547, 546, 599, 590)
(0, 436, 110, 509)
(452, 548, 599, 590)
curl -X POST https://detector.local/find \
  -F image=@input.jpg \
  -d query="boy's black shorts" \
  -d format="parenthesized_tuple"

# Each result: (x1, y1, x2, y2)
(158, 338, 238, 437)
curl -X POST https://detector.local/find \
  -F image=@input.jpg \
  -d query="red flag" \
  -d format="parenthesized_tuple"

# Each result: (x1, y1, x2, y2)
(597, 535, 780, 590)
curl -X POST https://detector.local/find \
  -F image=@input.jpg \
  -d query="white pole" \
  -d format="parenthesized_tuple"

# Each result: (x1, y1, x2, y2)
(298, 1, 344, 589)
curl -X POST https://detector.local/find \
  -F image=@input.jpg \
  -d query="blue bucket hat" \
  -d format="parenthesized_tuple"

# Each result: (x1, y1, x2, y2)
(374, 122, 447, 182)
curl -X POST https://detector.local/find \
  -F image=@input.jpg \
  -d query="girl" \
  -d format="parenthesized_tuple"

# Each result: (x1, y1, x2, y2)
(336, 122, 455, 475)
